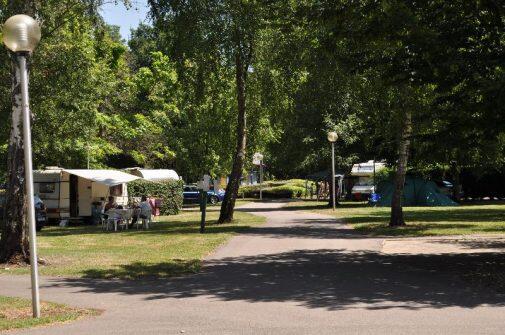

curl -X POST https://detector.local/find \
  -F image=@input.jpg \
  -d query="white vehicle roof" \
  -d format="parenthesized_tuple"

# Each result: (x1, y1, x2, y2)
(125, 168, 180, 182)
(350, 160, 386, 177)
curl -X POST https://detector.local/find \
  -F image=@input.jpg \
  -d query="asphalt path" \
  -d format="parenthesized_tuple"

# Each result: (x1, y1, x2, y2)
(1, 201, 505, 334)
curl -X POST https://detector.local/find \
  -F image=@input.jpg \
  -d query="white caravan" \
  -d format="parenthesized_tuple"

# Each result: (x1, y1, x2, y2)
(33, 167, 140, 221)
(350, 160, 386, 200)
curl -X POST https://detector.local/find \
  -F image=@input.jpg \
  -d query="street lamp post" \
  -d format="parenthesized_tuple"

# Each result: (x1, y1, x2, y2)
(253, 153, 264, 200)
(3, 14, 42, 318)
(259, 157, 264, 201)
(327, 132, 338, 211)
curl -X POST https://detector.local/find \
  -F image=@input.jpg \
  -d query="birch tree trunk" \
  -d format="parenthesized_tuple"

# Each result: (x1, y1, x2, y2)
(218, 50, 247, 223)
(389, 110, 412, 227)
(0, 54, 29, 263)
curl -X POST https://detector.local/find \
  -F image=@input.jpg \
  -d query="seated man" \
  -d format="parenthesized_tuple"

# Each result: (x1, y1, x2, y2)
(104, 196, 118, 211)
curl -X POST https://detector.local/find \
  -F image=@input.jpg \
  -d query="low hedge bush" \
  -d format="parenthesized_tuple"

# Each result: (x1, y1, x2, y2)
(128, 179, 183, 215)
(239, 180, 312, 199)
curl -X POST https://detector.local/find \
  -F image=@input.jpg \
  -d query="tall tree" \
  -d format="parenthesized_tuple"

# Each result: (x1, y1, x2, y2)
(0, 0, 36, 263)
(0, 0, 130, 263)
(148, 0, 266, 222)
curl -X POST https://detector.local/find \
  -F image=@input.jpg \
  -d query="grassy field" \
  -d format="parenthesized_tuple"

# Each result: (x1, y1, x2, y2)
(0, 295, 97, 332)
(0, 204, 264, 279)
(287, 199, 505, 236)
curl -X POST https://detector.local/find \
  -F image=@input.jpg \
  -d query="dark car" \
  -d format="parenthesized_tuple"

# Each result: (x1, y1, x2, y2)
(183, 185, 226, 205)
(435, 180, 464, 200)
(0, 192, 47, 231)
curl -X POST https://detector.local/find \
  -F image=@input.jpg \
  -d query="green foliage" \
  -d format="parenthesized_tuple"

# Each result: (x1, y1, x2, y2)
(127, 179, 183, 215)
(239, 179, 314, 199)
(0, 0, 503, 192)
(375, 167, 396, 184)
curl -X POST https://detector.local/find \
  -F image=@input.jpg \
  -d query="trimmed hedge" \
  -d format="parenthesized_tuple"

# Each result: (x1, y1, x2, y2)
(127, 179, 183, 215)
(239, 180, 313, 199)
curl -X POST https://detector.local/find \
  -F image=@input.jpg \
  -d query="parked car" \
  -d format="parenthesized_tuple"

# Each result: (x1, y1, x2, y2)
(183, 185, 226, 205)
(435, 180, 464, 200)
(0, 192, 47, 231)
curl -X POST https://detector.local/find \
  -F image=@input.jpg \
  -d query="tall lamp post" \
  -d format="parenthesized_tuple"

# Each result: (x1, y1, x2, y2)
(3, 14, 42, 318)
(253, 152, 264, 200)
(327, 132, 338, 211)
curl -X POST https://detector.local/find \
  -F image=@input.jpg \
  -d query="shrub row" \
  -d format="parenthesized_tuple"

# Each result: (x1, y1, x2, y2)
(127, 179, 183, 215)
(239, 180, 312, 199)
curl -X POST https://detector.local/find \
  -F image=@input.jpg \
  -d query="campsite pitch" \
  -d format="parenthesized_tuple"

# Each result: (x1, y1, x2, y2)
(0, 208, 265, 279)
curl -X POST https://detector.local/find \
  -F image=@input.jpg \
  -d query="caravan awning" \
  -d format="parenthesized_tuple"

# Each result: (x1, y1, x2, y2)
(63, 169, 140, 186)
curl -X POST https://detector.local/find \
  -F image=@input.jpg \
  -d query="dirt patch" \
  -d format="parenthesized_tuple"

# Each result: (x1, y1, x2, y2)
(382, 235, 505, 255)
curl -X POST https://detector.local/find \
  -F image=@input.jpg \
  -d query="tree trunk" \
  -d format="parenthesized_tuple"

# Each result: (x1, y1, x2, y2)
(450, 161, 462, 202)
(0, 53, 29, 263)
(389, 110, 412, 227)
(218, 51, 247, 223)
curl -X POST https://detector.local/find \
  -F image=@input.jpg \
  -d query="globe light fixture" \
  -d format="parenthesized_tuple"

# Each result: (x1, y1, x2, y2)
(3, 14, 41, 53)
(327, 131, 338, 143)
(2, 14, 41, 318)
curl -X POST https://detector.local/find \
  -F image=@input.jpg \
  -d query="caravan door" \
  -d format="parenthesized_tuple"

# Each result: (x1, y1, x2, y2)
(70, 175, 79, 217)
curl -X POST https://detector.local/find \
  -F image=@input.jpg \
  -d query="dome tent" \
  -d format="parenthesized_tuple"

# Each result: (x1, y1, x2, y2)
(376, 177, 458, 207)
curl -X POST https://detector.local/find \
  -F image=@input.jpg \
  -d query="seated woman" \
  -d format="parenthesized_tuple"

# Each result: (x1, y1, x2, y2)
(139, 196, 152, 220)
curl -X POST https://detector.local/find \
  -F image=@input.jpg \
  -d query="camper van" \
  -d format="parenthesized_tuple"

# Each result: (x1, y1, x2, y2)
(33, 167, 139, 222)
(350, 160, 386, 200)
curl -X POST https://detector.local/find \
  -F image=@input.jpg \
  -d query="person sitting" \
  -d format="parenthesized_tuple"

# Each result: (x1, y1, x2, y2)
(104, 196, 118, 211)
(138, 196, 152, 228)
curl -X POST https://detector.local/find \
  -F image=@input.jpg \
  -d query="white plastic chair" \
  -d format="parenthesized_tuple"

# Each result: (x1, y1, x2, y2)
(136, 207, 152, 230)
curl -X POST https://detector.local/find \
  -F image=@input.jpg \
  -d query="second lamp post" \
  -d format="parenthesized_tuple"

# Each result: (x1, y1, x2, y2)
(327, 131, 338, 210)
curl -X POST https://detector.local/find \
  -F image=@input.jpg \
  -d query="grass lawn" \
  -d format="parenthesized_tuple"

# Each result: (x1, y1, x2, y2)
(0, 295, 97, 332)
(287, 199, 505, 236)
(0, 205, 264, 279)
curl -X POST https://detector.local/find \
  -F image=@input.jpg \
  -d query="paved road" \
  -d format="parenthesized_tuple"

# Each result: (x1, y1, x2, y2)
(1, 201, 505, 334)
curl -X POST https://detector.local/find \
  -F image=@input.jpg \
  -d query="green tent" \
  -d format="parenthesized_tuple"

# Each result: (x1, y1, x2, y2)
(376, 177, 458, 207)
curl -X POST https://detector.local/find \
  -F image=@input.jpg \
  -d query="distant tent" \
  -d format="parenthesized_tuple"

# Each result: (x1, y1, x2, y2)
(376, 177, 458, 207)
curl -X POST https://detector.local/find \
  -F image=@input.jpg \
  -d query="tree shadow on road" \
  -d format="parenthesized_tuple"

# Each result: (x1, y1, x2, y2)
(48, 249, 505, 311)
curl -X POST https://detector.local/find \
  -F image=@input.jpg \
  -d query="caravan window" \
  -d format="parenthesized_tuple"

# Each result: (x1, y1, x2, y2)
(39, 182, 56, 193)
(109, 184, 123, 196)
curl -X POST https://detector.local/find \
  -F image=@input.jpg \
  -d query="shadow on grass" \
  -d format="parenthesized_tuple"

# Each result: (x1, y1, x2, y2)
(346, 208, 505, 224)
(50, 249, 505, 310)
(82, 260, 201, 280)
(38, 221, 256, 237)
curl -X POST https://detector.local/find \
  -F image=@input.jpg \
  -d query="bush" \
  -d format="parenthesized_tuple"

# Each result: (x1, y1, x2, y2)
(127, 179, 183, 215)
(239, 179, 313, 199)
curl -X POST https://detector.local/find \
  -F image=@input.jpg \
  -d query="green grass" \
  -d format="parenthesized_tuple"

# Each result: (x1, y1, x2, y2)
(239, 179, 314, 198)
(0, 295, 97, 332)
(0, 206, 265, 279)
(287, 199, 505, 236)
